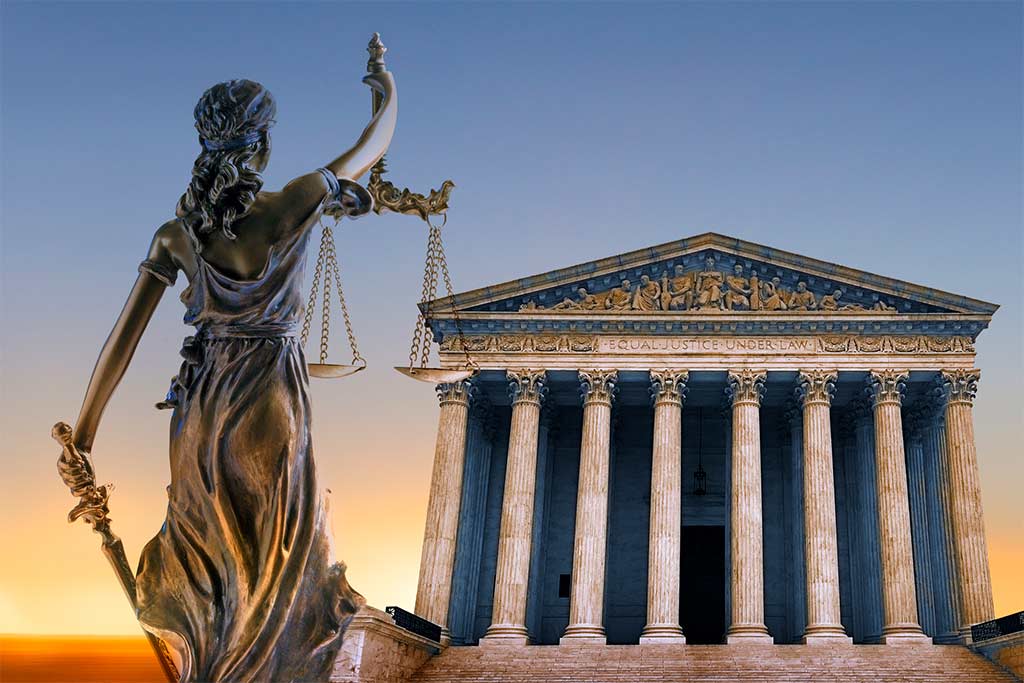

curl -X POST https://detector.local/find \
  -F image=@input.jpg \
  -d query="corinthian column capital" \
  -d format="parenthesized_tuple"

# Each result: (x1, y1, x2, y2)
(938, 369, 980, 406)
(866, 370, 909, 407)
(507, 370, 547, 405)
(579, 369, 618, 405)
(796, 370, 838, 408)
(436, 378, 476, 407)
(726, 369, 767, 407)
(649, 370, 689, 405)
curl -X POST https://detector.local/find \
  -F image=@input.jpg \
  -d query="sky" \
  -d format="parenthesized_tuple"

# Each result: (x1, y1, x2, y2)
(1, 1, 1021, 635)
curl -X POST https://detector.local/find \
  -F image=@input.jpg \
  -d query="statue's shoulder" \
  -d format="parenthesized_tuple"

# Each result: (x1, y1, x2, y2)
(148, 219, 192, 273)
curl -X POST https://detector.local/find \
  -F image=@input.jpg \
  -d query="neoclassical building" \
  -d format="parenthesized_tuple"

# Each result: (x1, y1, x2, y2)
(412, 233, 996, 649)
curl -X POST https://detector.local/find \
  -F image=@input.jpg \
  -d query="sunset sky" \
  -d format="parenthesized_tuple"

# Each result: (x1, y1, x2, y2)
(1, 2, 1021, 635)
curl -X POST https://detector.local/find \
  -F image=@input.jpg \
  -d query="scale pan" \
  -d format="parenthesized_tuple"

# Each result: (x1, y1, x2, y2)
(308, 363, 366, 379)
(394, 367, 475, 384)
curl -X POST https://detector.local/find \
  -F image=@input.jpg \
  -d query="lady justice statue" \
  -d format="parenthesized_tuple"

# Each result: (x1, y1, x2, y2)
(54, 35, 397, 683)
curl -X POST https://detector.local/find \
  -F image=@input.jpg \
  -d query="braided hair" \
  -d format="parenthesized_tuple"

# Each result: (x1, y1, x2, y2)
(176, 79, 277, 251)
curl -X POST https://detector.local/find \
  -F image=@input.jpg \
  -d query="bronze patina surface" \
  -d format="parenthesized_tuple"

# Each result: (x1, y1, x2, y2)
(58, 34, 397, 683)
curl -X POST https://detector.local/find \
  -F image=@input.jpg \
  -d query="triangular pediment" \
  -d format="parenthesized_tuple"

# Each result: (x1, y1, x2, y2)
(429, 233, 996, 317)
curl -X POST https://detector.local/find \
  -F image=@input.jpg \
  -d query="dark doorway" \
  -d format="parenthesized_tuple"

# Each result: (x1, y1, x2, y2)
(680, 525, 726, 644)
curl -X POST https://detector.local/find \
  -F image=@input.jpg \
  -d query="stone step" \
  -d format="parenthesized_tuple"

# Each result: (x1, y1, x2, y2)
(411, 644, 1018, 683)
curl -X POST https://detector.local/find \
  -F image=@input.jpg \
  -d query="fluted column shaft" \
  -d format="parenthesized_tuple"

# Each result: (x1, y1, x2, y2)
(415, 380, 474, 640)
(939, 370, 994, 641)
(726, 370, 773, 643)
(483, 371, 547, 645)
(923, 406, 962, 643)
(562, 370, 617, 644)
(640, 371, 688, 644)
(797, 371, 851, 643)
(867, 370, 930, 643)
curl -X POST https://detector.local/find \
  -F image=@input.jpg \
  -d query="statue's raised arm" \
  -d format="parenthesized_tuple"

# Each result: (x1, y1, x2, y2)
(324, 33, 397, 182)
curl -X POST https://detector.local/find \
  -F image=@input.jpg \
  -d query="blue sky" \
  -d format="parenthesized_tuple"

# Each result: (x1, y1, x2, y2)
(1, 1, 1021, 632)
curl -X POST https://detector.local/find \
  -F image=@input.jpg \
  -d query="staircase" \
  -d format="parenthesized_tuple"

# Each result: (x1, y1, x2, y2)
(411, 643, 1019, 683)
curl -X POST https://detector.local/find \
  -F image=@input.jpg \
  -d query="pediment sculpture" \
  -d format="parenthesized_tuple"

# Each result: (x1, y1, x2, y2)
(518, 256, 896, 314)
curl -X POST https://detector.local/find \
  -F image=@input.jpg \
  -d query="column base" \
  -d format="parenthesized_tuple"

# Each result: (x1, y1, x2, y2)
(726, 624, 773, 644)
(560, 623, 606, 646)
(481, 623, 531, 647)
(802, 625, 853, 645)
(639, 624, 686, 644)
(880, 624, 932, 645)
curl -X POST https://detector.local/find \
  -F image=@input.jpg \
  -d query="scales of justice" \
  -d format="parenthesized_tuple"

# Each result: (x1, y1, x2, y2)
(304, 33, 475, 384)
(51, 33, 476, 682)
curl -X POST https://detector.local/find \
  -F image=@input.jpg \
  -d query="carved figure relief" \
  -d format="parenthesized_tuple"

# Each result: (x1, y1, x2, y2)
(515, 252, 905, 314)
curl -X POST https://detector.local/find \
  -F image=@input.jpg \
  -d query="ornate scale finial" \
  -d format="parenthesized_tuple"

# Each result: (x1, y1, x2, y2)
(367, 32, 387, 73)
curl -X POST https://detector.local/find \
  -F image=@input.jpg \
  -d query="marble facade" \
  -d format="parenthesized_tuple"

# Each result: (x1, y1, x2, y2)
(414, 233, 997, 648)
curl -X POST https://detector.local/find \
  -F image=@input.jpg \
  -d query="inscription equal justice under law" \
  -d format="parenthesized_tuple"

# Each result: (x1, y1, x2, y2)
(602, 337, 816, 354)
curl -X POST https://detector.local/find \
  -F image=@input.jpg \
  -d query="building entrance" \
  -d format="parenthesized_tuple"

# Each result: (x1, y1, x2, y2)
(680, 525, 726, 644)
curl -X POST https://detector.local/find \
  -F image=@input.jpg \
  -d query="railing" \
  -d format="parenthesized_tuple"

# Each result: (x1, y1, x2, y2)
(385, 606, 442, 643)
(971, 611, 1024, 643)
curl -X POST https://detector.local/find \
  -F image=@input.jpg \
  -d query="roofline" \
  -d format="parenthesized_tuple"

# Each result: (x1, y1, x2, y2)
(422, 232, 999, 315)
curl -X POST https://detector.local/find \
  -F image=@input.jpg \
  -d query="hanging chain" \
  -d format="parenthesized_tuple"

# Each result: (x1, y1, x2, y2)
(420, 225, 440, 369)
(408, 223, 438, 369)
(319, 223, 333, 365)
(324, 223, 364, 366)
(303, 217, 364, 368)
(301, 225, 328, 347)
(432, 219, 476, 370)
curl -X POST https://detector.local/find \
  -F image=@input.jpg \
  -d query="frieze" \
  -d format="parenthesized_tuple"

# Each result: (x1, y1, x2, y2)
(440, 334, 975, 355)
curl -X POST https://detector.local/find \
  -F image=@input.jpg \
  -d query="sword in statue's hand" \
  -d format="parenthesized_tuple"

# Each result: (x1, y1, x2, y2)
(52, 421, 180, 683)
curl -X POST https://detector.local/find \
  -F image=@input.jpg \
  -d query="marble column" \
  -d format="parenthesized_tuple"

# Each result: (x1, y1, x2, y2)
(447, 400, 495, 644)
(561, 370, 618, 645)
(640, 370, 688, 644)
(483, 370, 547, 645)
(415, 379, 475, 641)
(903, 408, 936, 636)
(866, 370, 930, 644)
(796, 370, 851, 643)
(725, 369, 773, 643)
(923, 396, 962, 643)
(938, 369, 995, 641)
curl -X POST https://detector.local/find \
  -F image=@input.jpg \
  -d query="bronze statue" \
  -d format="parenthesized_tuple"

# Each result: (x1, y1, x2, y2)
(59, 39, 397, 682)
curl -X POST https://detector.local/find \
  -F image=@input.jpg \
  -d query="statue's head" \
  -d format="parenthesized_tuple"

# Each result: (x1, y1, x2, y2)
(640, 275, 650, 284)
(578, 287, 588, 297)
(797, 282, 807, 292)
(733, 264, 743, 275)
(833, 289, 843, 300)
(621, 279, 631, 289)
(705, 256, 715, 269)
(177, 80, 278, 251)
(674, 265, 685, 276)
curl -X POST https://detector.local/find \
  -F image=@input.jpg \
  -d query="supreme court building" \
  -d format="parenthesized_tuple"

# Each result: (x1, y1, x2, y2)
(412, 233, 997, 649)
